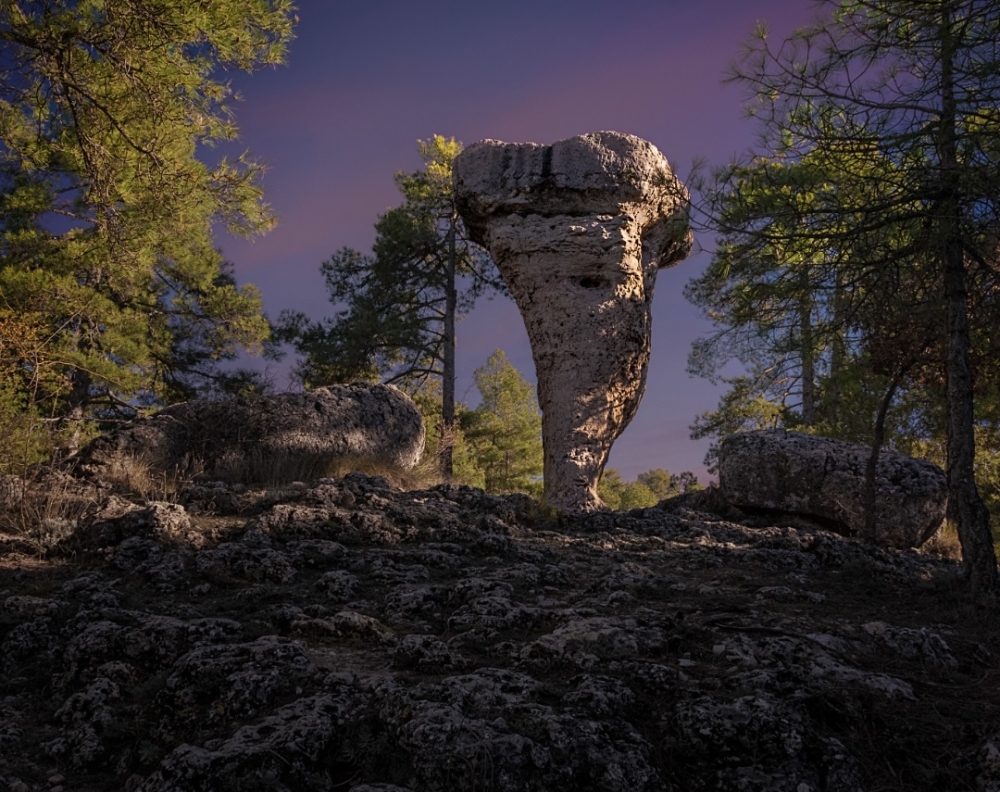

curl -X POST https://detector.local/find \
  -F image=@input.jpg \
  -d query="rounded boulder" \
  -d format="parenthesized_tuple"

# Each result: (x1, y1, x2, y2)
(718, 429, 947, 548)
(76, 383, 425, 485)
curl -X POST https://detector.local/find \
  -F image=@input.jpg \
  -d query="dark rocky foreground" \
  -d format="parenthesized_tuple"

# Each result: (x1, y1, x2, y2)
(1, 474, 999, 791)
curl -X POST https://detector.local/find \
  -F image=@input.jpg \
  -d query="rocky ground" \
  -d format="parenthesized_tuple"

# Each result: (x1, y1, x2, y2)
(1, 473, 999, 791)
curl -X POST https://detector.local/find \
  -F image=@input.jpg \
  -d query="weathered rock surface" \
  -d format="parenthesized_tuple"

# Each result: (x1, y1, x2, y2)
(75, 383, 425, 484)
(719, 429, 948, 548)
(1, 472, 993, 791)
(454, 131, 692, 512)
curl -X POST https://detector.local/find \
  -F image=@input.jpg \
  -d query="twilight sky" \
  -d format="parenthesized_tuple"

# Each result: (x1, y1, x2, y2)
(217, 0, 823, 481)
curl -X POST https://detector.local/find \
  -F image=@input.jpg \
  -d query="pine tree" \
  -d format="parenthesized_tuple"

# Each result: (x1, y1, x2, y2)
(696, 0, 1000, 595)
(403, 376, 486, 490)
(460, 349, 542, 496)
(278, 136, 504, 477)
(0, 0, 293, 451)
(599, 468, 701, 510)
(688, 146, 945, 465)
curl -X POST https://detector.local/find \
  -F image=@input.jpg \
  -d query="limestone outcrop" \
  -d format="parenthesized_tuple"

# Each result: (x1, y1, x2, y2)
(1, 472, 993, 791)
(718, 429, 948, 548)
(453, 131, 692, 511)
(75, 383, 425, 485)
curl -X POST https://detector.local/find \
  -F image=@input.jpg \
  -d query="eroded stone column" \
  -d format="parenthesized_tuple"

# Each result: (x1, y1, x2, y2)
(453, 131, 692, 511)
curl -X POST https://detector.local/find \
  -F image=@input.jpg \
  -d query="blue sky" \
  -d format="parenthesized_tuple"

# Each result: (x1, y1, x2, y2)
(218, 0, 823, 480)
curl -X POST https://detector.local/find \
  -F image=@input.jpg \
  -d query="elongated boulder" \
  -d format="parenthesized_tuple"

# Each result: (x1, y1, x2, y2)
(718, 429, 948, 548)
(453, 131, 692, 511)
(76, 383, 425, 485)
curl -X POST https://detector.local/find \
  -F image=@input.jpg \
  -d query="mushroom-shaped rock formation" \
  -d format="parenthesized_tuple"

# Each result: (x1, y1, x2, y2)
(453, 131, 692, 511)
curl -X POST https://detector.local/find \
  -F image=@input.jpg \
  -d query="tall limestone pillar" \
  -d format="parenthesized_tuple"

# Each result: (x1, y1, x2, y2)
(453, 131, 692, 511)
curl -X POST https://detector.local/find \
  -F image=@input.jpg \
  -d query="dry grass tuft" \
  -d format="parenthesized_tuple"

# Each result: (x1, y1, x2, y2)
(321, 453, 443, 491)
(920, 520, 963, 561)
(99, 453, 160, 497)
(81, 446, 444, 500)
(203, 448, 443, 491)
(205, 452, 429, 489)
(0, 474, 96, 554)
(98, 452, 204, 500)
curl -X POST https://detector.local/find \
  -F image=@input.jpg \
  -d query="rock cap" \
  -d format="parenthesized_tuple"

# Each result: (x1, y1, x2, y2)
(454, 131, 690, 264)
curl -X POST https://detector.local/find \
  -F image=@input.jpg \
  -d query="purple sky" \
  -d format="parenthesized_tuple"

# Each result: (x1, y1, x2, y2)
(218, 0, 822, 482)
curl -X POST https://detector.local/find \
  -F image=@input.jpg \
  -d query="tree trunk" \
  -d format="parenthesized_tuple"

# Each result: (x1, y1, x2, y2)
(828, 265, 845, 428)
(864, 376, 901, 544)
(64, 368, 92, 455)
(441, 211, 458, 479)
(799, 287, 815, 426)
(938, 6, 998, 598)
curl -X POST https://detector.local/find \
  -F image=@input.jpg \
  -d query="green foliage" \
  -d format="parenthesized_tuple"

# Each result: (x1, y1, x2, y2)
(687, 142, 947, 463)
(694, 0, 1000, 591)
(398, 351, 543, 496)
(277, 135, 505, 478)
(976, 388, 1000, 536)
(637, 468, 703, 499)
(598, 469, 656, 510)
(907, 412, 1000, 549)
(692, 4, 1000, 433)
(460, 350, 542, 496)
(402, 377, 485, 489)
(599, 468, 701, 511)
(277, 136, 502, 389)
(0, 0, 293, 457)
(0, 382, 51, 475)
(689, 376, 789, 471)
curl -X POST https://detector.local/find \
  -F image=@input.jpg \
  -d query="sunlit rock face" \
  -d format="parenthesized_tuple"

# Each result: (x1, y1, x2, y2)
(75, 383, 426, 485)
(453, 131, 692, 511)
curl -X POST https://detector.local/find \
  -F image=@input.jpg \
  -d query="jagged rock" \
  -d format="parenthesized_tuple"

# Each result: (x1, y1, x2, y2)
(520, 615, 665, 669)
(155, 637, 318, 732)
(50, 677, 121, 769)
(979, 733, 1000, 792)
(0, 472, 992, 791)
(861, 620, 958, 668)
(351, 786, 414, 792)
(392, 633, 466, 670)
(379, 667, 662, 791)
(73, 501, 197, 550)
(75, 383, 425, 486)
(138, 693, 348, 792)
(659, 483, 748, 522)
(718, 429, 948, 548)
(454, 131, 692, 512)
(674, 693, 864, 791)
